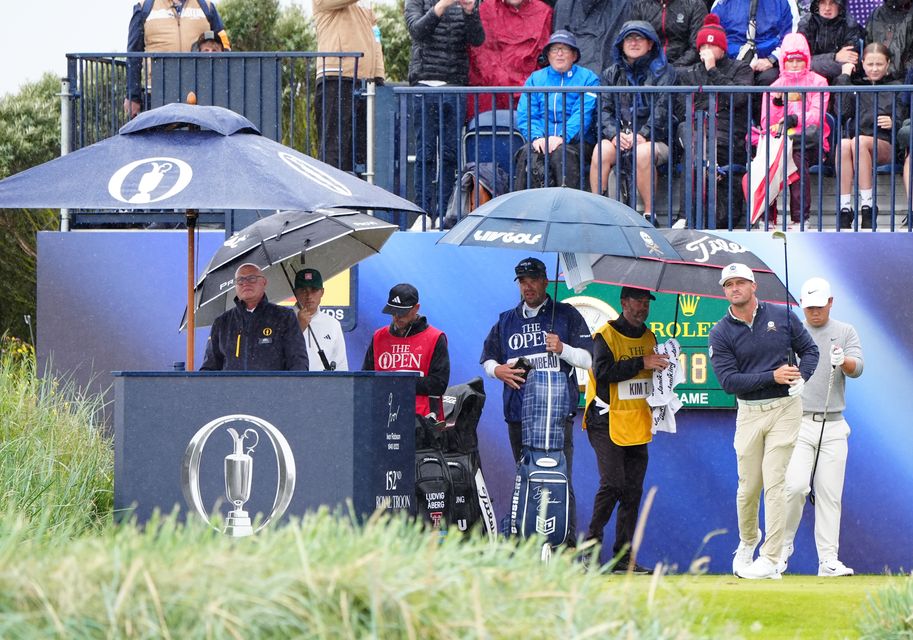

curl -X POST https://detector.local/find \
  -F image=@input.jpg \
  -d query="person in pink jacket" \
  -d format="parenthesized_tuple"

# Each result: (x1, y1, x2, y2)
(758, 32, 831, 228)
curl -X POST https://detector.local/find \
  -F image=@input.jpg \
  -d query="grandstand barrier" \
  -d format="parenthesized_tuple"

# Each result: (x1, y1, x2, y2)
(61, 54, 913, 233)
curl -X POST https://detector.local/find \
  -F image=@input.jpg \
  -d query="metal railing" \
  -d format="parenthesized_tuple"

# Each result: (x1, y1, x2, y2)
(393, 84, 913, 232)
(60, 56, 913, 233)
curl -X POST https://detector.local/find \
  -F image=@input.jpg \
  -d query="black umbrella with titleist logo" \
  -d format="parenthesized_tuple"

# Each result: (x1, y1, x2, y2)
(589, 228, 796, 305)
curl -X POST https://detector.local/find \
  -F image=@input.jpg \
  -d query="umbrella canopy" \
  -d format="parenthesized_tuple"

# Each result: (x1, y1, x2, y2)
(0, 102, 420, 368)
(437, 187, 681, 259)
(590, 228, 796, 305)
(0, 103, 422, 213)
(185, 209, 398, 328)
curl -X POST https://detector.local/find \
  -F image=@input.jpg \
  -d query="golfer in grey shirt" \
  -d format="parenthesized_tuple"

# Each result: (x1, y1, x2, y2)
(781, 277, 863, 577)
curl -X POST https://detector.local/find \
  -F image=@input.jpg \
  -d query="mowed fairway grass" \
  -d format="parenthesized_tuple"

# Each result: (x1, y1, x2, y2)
(617, 573, 904, 639)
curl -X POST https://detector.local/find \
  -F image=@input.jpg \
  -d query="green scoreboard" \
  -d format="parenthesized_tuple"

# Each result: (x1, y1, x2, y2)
(558, 281, 735, 409)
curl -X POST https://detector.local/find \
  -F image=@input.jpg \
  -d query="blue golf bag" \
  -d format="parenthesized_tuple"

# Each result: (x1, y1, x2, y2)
(510, 369, 572, 547)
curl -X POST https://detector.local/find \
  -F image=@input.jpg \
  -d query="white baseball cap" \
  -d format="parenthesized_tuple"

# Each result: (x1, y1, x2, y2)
(800, 277, 832, 308)
(719, 262, 755, 286)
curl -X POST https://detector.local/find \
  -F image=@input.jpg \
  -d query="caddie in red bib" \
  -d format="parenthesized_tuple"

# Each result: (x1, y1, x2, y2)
(362, 283, 450, 417)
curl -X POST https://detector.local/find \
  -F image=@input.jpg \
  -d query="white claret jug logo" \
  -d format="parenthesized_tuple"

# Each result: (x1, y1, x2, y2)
(181, 414, 296, 537)
(108, 157, 193, 203)
(278, 151, 353, 195)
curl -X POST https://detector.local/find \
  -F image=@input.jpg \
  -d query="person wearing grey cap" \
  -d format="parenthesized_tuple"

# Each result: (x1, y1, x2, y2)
(708, 262, 819, 579)
(191, 30, 225, 52)
(480, 257, 593, 542)
(293, 268, 348, 372)
(780, 277, 863, 577)
(581, 286, 668, 573)
(125, 0, 230, 119)
(514, 30, 600, 190)
(362, 283, 450, 417)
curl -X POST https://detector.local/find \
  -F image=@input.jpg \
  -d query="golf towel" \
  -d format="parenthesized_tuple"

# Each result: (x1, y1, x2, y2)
(647, 338, 684, 434)
(521, 370, 571, 450)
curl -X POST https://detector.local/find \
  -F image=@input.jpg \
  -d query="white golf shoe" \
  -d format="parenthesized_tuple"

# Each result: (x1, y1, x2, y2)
(777, 543, 793, 574)
(732, 528, 762, 576)
(737, 556, 782, 580)
(818, 558, 854, 577)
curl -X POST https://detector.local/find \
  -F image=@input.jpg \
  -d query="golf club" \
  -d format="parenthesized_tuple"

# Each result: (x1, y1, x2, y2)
(771, 230, 794, 365)
(809, 361, 837, 505)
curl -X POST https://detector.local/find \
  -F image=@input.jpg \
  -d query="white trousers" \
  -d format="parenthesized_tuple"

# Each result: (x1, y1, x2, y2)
(734, 395, 802, 564)
(783, 415, 850, 563)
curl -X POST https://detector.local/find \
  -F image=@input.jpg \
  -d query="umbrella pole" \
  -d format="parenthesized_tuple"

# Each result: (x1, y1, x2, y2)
(550, 254, 560, 332)
(187, 210, 198, 370)
(673, 294, 680, 336)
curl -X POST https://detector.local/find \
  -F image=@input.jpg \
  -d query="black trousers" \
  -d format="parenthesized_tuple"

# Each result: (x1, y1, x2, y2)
(508, 416, 577, 543)
(585, 424, 649, 559)
(315, 76, 365, 172)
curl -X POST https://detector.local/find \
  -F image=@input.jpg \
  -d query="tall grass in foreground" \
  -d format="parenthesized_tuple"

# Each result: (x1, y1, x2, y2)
(0, 509, 706, 639)
(0, 337, 113, 537)
(858, 576, 913, 639)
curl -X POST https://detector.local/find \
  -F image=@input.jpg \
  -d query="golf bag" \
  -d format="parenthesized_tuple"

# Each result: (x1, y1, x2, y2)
(414, 379, 496, 536)
(414, 414, 453, 530)
(441, 377, 496, 536)
(510, 370, 572, 547)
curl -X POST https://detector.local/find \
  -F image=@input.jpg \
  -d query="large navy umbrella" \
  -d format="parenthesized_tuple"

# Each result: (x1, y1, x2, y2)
(438, 188, 680, 258)
(438, 187, 682, 329)
(0, 103, 422, 213)
(590, 228, 796, 305)
(0, 103, 421, 367)
(183, 209, 398, 329)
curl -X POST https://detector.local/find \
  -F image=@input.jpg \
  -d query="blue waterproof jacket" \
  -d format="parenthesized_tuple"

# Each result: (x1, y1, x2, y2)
(598, 21, 677, 142)
(515, 64, 600, 144)
(711, 0, 799, 60)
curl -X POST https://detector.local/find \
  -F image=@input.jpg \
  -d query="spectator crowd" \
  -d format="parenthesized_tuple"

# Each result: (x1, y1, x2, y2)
(400, 0, 913, 230)
(125, 0, 913, 230)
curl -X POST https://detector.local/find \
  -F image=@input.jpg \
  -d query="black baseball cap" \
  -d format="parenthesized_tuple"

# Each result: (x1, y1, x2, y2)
(620, 286, 656, 301)
(293, 268, 324, 290)
(382, 283, 419, 315)
(514, 257, 548, 280)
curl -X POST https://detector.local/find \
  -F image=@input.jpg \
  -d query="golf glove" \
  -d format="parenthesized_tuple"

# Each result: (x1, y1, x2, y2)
(830, 346, 845, 367)
(787, 376, 805, 396)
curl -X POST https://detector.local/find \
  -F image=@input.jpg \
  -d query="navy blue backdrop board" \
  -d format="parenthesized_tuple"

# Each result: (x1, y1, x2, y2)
(113, 371, 416, 524)
(38, 230, 913, 574)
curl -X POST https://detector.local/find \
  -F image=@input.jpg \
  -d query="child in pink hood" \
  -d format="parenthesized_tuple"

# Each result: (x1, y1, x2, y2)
(758, 32, 831, 227)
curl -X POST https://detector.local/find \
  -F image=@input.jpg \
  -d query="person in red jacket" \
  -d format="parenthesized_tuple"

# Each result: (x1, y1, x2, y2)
(362, 283, 451, 417)
(467, 0, 553, 120)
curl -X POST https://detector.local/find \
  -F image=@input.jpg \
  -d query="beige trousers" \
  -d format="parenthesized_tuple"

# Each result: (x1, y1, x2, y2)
(734, 394, 802, 563)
